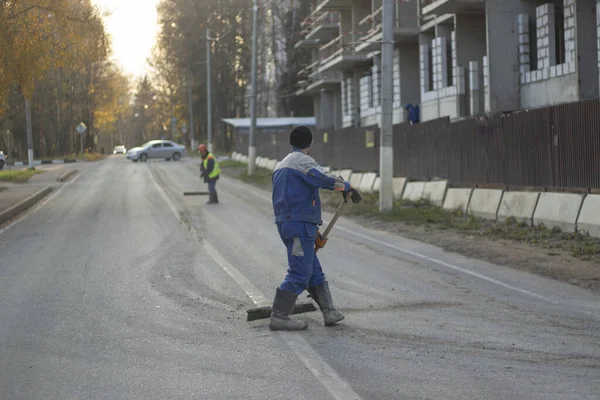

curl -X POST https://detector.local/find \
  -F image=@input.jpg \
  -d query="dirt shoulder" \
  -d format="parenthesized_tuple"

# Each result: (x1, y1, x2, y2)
(220, 163, 600, 292)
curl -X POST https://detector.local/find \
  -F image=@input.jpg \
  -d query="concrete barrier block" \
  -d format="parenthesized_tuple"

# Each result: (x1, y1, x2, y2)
(422, 180, 448, 206)
(267, 159, 278, 171)
(358, 172, 377, 193)
(240, 155, 248, 163)
(533, 192, 584, 232)
(393, 177, 407, 200)
(577, 195, 600, 238)
(339, 169, 352, 182)
(349, 172, 363, 188)
(402, 181, 426, 202)
(322, 166, 331, 173)
(497, 191, 540, 226)
(233, 153, 241, 161)
(467, 189, 504, 220)
(443, 188, 473, 213)
(372, 177, 380, 192)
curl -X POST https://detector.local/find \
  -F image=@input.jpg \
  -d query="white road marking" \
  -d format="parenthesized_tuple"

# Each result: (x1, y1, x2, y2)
(147, 167, 364, 400)
(0, 171, 83, 235)
(219, 176, 559, 304)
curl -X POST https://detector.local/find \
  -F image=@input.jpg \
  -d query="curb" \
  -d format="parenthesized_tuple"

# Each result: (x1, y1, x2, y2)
(0, 186, 53, 225)
(13, 159, 81, 166)
(57, 169, 78, 182)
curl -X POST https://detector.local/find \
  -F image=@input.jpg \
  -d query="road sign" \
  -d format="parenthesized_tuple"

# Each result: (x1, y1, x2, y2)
(181, 122, 188, 134)
(76, 122, 87, 135)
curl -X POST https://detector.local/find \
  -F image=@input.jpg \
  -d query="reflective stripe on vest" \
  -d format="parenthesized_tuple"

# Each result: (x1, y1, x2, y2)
(203, 154, 221, 179)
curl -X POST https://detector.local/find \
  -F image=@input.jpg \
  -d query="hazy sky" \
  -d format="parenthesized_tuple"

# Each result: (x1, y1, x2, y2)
(92, 0, 161, 77)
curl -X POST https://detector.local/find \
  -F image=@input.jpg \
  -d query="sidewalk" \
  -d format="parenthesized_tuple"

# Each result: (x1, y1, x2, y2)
(0, 165, 76, 225)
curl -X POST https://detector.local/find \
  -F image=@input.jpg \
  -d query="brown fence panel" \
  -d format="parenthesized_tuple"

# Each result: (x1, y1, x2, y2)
(315, 126, 379, 172)
(498, 108, 554, 188)
(446, 117, 488, 185)
(393, 117, 449, 179)
(231, 98, 599, 190)
(552, 98, 600, 189)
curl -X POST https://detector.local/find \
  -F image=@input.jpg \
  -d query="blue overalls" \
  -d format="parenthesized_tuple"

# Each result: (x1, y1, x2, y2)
(272, 149, 350, 294)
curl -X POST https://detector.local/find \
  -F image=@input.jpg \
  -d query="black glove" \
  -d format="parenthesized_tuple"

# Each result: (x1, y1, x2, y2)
(343, 187, 362, 204)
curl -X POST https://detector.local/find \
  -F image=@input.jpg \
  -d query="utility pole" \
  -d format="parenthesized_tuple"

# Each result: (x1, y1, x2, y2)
(379, 0, 394, 212)
(206, 27, 213, 153)
(25, 98, 33, 169)
(248, 0, 258, 176)
(188, 70, 196, 150)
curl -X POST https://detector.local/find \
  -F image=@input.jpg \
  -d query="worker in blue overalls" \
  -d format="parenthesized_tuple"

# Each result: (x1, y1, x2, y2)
(269, 126, 362, 331)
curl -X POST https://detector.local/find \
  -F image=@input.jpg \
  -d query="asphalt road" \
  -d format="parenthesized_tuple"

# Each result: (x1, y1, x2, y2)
(1, 156, 599, 400)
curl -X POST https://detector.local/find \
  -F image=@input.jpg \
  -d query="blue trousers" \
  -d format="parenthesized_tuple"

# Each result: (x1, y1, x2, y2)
(277, 221, 325, 295)
(207, 179, 217, 193)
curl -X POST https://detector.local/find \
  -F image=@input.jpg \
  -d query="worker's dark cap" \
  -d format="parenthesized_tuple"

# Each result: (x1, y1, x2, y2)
(289, 125, 313, 149)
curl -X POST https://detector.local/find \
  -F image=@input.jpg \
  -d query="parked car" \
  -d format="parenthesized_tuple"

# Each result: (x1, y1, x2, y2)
(126, 140, 187, 162)
(113, 145, 127, 154)
(0, 151, 5, 170)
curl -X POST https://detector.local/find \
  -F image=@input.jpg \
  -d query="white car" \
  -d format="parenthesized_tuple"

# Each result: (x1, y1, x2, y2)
(113, 145, 127, 154)
(126, 140, 187, 162)
(0, 151, 5, 170)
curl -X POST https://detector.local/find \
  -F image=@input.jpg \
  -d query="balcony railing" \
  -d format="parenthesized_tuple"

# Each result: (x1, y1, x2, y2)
(358, 6, 383, 41)
(298, 59, 321, 77)
(301, 11, 340, 37)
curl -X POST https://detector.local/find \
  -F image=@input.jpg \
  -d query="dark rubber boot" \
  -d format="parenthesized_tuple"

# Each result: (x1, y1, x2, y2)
(269, 288, 308, 331)
(214, 191, 219, 204)
(206, 192, 217, 204)
(308, 281, 344, 326)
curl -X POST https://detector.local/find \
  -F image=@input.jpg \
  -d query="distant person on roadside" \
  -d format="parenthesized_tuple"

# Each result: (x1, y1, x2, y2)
(198, 143, 220, 204)
(405, 103, 420, 125)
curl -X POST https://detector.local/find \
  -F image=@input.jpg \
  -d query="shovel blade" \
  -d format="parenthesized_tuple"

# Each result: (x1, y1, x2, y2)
(183, 192, 210, 196)
(246, 302, 317, 322)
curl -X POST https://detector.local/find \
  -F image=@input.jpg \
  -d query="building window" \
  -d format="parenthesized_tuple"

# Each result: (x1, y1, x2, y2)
(554, 0, 565, 65)
(529, 15, 538, 71)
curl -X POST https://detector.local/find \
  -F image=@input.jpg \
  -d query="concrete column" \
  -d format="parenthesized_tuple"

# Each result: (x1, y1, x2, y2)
(469, 61, 480, 115)
(483, 55, 491, 112)
(565, 0, 576, 64)
(518, 13, 531, 76)
(359, 74, 370, 116)
(392, 48, 400, 106)
(320, 90, 334, 129)
(419, 43, 431, 95)
(432, 37, 448, 90)
(372, 63, 380, 107)
(536, 3, 556, 70)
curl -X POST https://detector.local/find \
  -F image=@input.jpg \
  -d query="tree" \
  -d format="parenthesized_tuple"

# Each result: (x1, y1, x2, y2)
(0, 0, 129, 161)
